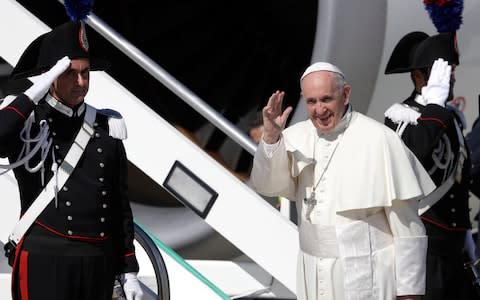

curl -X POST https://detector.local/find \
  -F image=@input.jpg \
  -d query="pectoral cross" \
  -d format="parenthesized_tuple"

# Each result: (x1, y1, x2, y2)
(304, 190, 316, 222)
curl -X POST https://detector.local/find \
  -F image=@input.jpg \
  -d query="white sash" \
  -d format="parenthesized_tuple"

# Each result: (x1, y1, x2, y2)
(418, 118, 466, 215)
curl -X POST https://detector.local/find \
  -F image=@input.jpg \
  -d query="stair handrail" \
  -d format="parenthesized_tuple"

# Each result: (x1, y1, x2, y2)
(60, 2, 258, 156)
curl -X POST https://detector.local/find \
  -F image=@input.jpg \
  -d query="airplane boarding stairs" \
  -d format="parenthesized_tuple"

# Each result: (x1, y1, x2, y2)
(0, 1, 298, 299)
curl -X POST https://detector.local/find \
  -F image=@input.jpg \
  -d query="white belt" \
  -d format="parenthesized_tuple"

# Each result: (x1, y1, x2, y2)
(8, 105, 96, 245)
(418, 173, 455, 215)
(299, 211, 393, 257)
(300, 211, 393, 300)
(299, 222, 339, 258)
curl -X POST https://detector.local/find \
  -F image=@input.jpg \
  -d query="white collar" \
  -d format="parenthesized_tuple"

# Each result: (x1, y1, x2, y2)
(46, 94, 85, 117)
(414, 93, 427, 106)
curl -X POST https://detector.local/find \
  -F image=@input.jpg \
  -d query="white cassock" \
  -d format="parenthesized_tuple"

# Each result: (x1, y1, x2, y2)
(250, 108, 435, 300)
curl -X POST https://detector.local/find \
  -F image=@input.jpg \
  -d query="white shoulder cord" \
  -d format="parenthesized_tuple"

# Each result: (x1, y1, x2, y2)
(0, 114, 52, 179)
(20, 117, 53, 186)
(429, 135, 453, 179)
(395, 121, 409, 137)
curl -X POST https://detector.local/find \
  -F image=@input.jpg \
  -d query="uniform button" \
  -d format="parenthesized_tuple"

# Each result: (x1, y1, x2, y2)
(452, 223, 457, 227)
(99, 162, 105, 168)
(100, 232, 105, 237)
(93, 122, 98, 127)
(52, 132, 57, 136)
(471, 180, 474, 184)
(65, 201, 71, 207)
(57, 159, 62, 164)
(100, 217, 106, 222)
(67, 216, 73, 221)
(102, 190, 107, 196)
(449, 194, 454, 199)
(63, 186, 69, 192)
(54, 145, 59, 150)
(99, 177, 104, 183)
(67, 230, 73, 235)
(47, 118, 53, 123)
(97, 148, 103, 153)
(102, 203, 108, 208)
(95, 132, 101, 138)
(451, 208, 456, 213)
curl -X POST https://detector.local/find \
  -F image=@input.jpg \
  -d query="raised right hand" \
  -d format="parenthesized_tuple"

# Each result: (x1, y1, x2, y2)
(24, 56, 71, 104)
(421, 58, 451, 108)
(261, 90, 292, 144)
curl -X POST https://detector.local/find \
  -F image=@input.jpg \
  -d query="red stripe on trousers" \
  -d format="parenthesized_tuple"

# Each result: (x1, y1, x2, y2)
(11, 239, 24, 300)
(19, 250, 29, 300)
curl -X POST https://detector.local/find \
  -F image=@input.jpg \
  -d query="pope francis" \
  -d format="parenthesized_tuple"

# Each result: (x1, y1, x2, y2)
(250, 62, 436, 300)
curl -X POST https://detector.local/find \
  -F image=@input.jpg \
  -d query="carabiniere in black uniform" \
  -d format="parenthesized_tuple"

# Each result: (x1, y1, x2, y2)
(0, 93, 139, 299)
(385, 91, 472, 297)
(385, 91, 471, 244)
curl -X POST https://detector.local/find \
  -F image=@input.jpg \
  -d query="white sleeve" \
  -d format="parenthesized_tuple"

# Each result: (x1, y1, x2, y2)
(261, 138, 281, 158)
(250, 137, 296, 199)
(385, 199, 427, 296)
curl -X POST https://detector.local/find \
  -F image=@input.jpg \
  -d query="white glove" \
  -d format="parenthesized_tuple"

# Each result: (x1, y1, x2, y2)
(464, 229, 477, 262)
(24, 56, 71, 104)
(120, 272, 144, 300)
(421, 58, 451, 107)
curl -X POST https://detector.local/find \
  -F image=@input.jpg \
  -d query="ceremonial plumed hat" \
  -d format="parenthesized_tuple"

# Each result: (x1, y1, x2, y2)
(409, 32, 459, 70)
(384, 31, 429, 74)
(10, 21, 110, 79)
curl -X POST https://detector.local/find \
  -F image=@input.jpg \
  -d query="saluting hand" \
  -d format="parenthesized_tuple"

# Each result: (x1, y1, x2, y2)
(421, 58, 451, 108)
(24, 56, 71, 104)
(262, 91, 292, 144)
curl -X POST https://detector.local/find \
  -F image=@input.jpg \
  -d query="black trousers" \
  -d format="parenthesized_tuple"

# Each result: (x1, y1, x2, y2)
(12, 226, 116, 300)
(422, 231, 480, 300)
(423, 252, 468, 299)
(14, 251, 115, 300)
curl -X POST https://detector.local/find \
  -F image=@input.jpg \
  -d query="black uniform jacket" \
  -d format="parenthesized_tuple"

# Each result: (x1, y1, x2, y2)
(466, 118, 480, 198)
(385, 92, 471, 252)
(0, 93, 139, 274)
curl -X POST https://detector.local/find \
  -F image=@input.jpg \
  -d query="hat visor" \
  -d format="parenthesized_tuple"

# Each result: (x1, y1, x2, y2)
(384, 66, 414, 74)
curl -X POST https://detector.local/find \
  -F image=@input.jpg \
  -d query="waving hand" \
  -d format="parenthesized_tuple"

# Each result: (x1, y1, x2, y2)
(262, 91, 293, 144)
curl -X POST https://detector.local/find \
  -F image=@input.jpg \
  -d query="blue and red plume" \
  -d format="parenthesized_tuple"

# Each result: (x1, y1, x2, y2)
(423, 0, 463, 32)
(64, 0, 94, 21)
